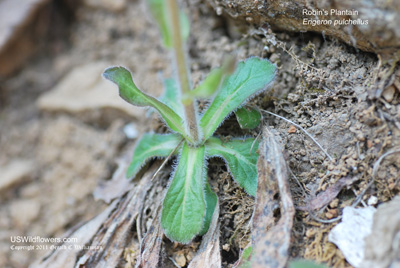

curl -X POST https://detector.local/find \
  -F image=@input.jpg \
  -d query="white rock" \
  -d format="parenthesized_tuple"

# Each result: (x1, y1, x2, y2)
(0, 160, 34, 192)
(367, 196, 378, 206)
(37, 62, 143, 122)
(328, 206, 376, 267)
(123, 123, 139, 139)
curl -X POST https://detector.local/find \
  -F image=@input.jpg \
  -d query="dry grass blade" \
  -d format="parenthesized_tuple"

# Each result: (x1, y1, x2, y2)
(251, 126, 295, 268)
(188, 201, 221, 268)
(372, 146, 400, 178)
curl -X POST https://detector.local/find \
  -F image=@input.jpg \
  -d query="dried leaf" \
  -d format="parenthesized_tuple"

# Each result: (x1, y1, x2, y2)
(75, 165, 159, 267)
(135, 207, 164, 268)
(251, 127, 295, 268)
(297, 176, 358, 211)
(30, 200, 119, 268)
(188, 201, 221, 268)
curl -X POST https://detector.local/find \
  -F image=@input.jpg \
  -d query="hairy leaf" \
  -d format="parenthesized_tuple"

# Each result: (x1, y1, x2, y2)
(199, 181, 218, 235)
(160, 78, 184, 117)
(103, 67, 191, 141)
(200, 57, 276, 140)
(126, 133, 182, 178)
(182, 56, 236, 104)
(235, 107, 261, 129)
(161, 143, 206, 243)
(148, 0, 190, 48)
(206, 137, 259, 196)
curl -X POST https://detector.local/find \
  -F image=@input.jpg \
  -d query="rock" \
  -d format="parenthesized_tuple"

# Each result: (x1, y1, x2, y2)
(84, 0, 127, 12)
(37, 63, 144, 125)
(0, 0, 49, 76)
(208, 0, 400, 55)
(382, 85, 396, 102)
(361, 197, 400, 268)
(0, 160, 34, 193)
(9, 199, 41, 229)
(328, 206, 376, 267)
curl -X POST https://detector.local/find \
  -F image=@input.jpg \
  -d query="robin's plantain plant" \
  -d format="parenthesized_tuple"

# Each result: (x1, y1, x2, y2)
(103, 0, 276, 243)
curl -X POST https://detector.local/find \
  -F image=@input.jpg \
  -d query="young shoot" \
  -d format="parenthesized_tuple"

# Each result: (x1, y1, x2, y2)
(103, 0, 276, 243)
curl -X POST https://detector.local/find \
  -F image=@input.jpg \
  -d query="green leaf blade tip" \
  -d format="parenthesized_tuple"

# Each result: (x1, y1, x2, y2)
(235, 107, 262, 129)
(200, 57, 276, 140)
(161, 142, 206, 243)
(103, 66, 192, 142)
(199, 181, 218, 235)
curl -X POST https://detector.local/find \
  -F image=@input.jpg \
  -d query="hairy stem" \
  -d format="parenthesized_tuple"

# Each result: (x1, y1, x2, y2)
(166, 0, 199, 144)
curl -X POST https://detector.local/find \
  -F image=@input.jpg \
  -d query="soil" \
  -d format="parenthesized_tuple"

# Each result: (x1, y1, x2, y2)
(1, 0, 399, 268)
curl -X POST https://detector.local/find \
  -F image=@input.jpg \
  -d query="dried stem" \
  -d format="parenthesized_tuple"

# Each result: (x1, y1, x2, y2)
(167, 0, 199, 144)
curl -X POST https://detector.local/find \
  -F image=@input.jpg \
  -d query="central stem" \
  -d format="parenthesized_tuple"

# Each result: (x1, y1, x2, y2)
(167, 0, 199, 144)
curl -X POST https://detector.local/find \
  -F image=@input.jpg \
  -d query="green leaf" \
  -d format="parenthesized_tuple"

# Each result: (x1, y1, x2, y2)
(236, 246, 253, 268)
(199, 181, 218, 235)
(200, 57, 276, 140)
(103, 67, 192, 142)
(206, 137, 259, 196)
(161, 142, 206, 243)
(160, 78, 184, 117)
(126, 133, 182, 178)
(148, 0, 190, 48)
(289, 260, 329, 268)
(235, 107, 261, 129)
(182, 56, 236, 104)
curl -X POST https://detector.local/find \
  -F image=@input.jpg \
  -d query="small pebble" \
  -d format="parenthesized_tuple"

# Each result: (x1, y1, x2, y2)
(367, 196, 378, 206)
(326, 209, 338, 219)
(382, 86, 395, 102)
(288, 125, 297, 133)
(173, 252, 186, 267)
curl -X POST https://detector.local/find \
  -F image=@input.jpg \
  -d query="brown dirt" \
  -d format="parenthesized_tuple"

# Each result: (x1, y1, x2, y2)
(1, 0, 399, 267)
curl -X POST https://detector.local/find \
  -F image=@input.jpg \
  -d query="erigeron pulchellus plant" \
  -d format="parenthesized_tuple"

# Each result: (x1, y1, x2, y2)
(103, 0, 276, 243)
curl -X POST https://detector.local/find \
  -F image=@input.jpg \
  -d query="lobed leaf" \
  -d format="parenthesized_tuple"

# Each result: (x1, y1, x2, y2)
(206, 137, 259, 196)
(199, 180, 218, 235)
(235, 107, 261, 129)
(103, 67, 191, 142)
(161, 142, 206, 243)
(200, 57, 276, 140)
(148, 0, 190, 48)
(126, 133, 182, 178)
